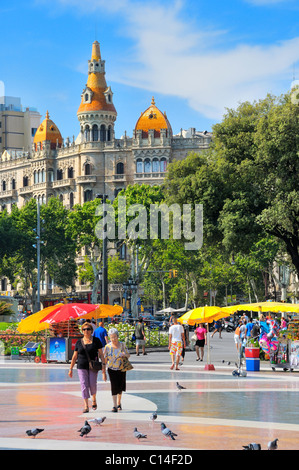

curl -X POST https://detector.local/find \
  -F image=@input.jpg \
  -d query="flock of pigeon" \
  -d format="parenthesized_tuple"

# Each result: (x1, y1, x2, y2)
(25, 380, 279, 450)
(75, 412, 178, 442)
(243, 439, 279, 451)
(133, 411, 178, 441)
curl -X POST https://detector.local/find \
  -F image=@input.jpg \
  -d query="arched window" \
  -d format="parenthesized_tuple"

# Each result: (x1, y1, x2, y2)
(34, 171, 37, 184)
(42, 169, 46, 182)
(23, 176, 29, 187)
(84, 189, 93, 202)
(100, 124, 106, 142)
(144, 158, 151, 173)
(160, 158, 167, 172)
(85, 93, 89, 102)
(2, 181, 6, 191)
(107, 125, 112, 141)
(57, 169, 63, 180)
(136, 159, 143, 173)
(59, 194, 63, 203)
(92, 124, 98, 141)
(85, 163, 91, 176)
(116, 162, 124, 174)
(70, 192, 74, 209)
(152, 158, 159, 172)
(48, 169, 54, 182)
(68, 167, 74, 178)
(11, 179, 16, 190)
(84, 125, 90, 142)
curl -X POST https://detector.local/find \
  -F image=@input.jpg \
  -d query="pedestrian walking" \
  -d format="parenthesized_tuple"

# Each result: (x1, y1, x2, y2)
(194, 323, 207, 361)
(103, 327, 130, 412)
(234, 321, 242, 353)
(245, 317, 254, 340)
(168, 315, 186, 370)
(180, 323, 189, 365)
(68, 321, 106, 413)
(211, 320, 222, 338)
(135, 317, 146, 355)
(93, 321, 108, 346)
(239, 319, 247, 358)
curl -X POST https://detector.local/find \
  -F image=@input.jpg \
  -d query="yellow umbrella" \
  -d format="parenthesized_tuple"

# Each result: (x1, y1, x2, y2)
(17, 303, 64, 333)
(178, 306, 228, 370)
(178, 306, 227, 325)
(221, 301, 299, 315)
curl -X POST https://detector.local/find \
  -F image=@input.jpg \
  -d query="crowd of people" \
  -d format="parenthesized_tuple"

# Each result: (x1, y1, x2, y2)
(233, 313, 289, 358)
(67, 312, 290, 413)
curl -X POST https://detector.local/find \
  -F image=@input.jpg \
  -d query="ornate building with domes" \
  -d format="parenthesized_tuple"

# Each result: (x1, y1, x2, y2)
(0, 41, 212, 304)
(0, 40, 212, 213)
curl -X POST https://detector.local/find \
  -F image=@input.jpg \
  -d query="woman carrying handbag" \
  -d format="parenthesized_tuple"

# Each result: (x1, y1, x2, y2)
(69, 322, 106, 412)
(104, 327, 131, 412)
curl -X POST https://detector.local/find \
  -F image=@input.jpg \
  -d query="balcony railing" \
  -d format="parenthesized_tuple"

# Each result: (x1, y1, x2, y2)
(77, 175, 97, 184)
(0, 189, 17, 199)
(52, 178, 75, 189)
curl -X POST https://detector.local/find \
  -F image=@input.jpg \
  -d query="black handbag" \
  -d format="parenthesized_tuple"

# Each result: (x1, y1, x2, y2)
(81, 339, 102, 371)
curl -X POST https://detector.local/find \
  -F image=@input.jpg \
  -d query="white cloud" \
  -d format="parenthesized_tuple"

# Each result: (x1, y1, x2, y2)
(57, 0, 299, 119)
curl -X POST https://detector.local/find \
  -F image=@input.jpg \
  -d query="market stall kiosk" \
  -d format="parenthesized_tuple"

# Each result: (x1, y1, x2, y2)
(270, 317, 299, 372)
(46, 320, 81, 363)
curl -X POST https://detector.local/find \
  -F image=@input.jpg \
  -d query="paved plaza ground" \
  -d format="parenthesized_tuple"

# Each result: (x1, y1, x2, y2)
(0, 332, 298, 453)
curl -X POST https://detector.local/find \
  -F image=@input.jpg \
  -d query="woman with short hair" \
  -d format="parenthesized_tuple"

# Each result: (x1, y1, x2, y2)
(104, 327, 130, 412)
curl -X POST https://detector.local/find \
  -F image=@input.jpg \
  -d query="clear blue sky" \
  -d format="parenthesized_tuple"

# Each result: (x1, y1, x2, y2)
(1, 0, 299, 139)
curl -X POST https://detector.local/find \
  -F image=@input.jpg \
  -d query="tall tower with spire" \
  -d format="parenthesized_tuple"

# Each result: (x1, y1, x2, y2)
(77, 41, 117, 143)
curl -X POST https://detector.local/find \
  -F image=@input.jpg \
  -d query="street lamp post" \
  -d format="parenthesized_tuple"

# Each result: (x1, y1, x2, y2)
(102, 195, 108, 305)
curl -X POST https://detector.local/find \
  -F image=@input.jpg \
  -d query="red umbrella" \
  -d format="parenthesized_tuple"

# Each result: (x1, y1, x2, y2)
(40, 303, 101, 324)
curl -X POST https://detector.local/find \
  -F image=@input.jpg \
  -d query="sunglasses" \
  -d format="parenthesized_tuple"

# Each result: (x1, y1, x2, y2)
(82, 328, 92, 331)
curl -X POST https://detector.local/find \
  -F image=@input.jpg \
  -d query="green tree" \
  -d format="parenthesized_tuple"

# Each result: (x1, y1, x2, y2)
(164, 92, 299, 284)
(1, 198, 77, 311)
(67, 198, 104, 304)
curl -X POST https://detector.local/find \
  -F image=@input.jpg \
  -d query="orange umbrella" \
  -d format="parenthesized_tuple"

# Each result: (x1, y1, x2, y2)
(17, 303, 64, 333)
(95, 304, 123, 319)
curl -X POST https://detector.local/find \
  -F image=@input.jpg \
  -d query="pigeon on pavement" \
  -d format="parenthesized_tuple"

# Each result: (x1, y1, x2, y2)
(268, 438, 279, 450)
(176, 382, 186, 390)
(243, 443, 261, 450)
(161, 422, 177, 440)
(89, 417, 106, 426)
(150, 412, 157, 421)
(78, 420, 91, 437)
(133, 427, 147, 439)
(26, 428, 44, 438)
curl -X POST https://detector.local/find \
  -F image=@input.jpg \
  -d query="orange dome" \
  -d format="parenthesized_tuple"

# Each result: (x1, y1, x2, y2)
(135, 97, 172, 138)
(33, 111, 62, 149)
(77, 41, 117, 116)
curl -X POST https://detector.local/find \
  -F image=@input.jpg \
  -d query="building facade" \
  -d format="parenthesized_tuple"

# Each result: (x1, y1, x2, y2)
(0, 41, 212, 305)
